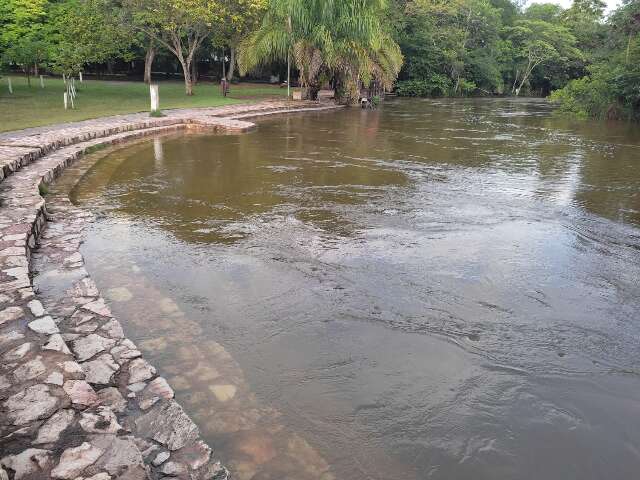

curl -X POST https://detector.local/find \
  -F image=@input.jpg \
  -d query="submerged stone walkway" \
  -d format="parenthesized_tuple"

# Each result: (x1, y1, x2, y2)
(0, 101, 341, 479)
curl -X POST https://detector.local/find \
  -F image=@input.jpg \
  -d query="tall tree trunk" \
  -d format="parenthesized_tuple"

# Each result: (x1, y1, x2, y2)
(304, 84, 320, 101)
(179, 58, 193, 95)
(221, 48, 226, 79)
(511, 69, 520, 95)
(334, 74, 359, 105)
(34, 63, 39, 76)
(168, 32, 195, 95)
(226, 46, 236, 81)
(515, 74, 527, 96)
(144, 45, 156, 84)
(107, 60, 114, 75)
(191, 57, 198, 85)
(516, 60, 535, 97)
(174, 47, 194, 95)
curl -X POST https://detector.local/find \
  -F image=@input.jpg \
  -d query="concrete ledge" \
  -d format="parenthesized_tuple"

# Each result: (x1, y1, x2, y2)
(0, 101, 342, 479)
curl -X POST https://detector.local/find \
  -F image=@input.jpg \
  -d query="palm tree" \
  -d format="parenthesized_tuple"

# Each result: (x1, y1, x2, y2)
(323, 0, 403, 103)
(238, 0, 402, 103)
(331, 32, 403, 104)
(238, 0, 325, 99)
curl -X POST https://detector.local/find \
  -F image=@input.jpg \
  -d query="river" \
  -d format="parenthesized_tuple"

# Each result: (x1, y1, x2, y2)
(38, 98, 640, 480)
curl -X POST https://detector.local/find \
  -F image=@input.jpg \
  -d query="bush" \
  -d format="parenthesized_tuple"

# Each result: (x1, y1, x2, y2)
(396, 74, 452, 97)
(84, 144, 107, 154)
(550, 69, 620, 119)
(549, 77, 596, 118)
(550, 45, 640, 121)
(395, 80, 431, 97)
(458, 78, 477, 97)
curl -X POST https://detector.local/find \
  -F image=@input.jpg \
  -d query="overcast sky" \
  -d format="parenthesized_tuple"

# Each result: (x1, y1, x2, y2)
(524, 0, 622, 12)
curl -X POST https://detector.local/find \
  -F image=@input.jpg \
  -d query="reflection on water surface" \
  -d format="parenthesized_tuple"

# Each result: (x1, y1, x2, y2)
(43, 98, 640, 480)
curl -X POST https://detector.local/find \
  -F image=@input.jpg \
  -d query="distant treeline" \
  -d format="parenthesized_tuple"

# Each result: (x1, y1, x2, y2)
(390, 0, 640, 120)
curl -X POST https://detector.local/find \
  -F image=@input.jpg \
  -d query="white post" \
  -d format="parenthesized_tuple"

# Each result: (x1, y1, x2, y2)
(7, 77, 12, 94)
(79, 71, 83, 83)
(150, 84, 159, 113)
(62, 73, 66, 84)
(64, 92, 68, 110)
(40, 75, 44, 88)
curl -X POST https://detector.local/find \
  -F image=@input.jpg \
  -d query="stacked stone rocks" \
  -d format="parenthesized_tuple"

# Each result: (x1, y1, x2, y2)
(0, 101, 341, 479)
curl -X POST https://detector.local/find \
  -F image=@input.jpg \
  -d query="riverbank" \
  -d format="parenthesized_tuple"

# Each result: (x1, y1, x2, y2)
(0, 76, 288, 132)
(0, 101, 342, 479)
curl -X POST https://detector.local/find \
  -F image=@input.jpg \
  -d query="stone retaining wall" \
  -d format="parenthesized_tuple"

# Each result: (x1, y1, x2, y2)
(0, 101, 341, 479)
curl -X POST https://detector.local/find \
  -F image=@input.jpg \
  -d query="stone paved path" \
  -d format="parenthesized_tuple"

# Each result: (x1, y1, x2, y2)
(0, 101, 341, 479)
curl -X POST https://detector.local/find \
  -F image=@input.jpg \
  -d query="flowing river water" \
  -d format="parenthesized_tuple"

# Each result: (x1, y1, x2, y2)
(37, 98, 640, 479)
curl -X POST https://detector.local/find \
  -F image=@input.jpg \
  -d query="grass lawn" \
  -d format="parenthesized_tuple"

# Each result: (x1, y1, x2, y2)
(0, 75, 288, 132)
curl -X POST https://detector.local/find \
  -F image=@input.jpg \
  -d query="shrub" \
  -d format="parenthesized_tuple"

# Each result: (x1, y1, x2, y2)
(84, 144, 107, 154)
(396, 74, 452, 97)
(550, 50, 640, 121)
(395, 80, 430, 97)
(458, 78, 477, 97)
(550, 73, 616, 119)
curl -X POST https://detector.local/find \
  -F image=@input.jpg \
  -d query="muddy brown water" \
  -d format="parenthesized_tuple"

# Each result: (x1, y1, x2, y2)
(38, 98, 640, 480)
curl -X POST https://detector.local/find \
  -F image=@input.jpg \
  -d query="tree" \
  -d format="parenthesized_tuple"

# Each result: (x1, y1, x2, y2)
(395, 0, 503, 95)
(215, 0, 267, 81)
(524, 3, 564, 23)
(47, 0, 133, 77)
(238, 0, 322, 99)
(505, 19, 581, 95)
(608, 0, 640, 63)
(239, 0, 402, 102)
(123, 0, 222, 95)
(2, 36, 49, 85)
(329, 0, 403, 103)
(0, 0, 50, 80)
(562, 0, 606, 65)
(551, 0, 640, 120)
(143, 38, 156, 84)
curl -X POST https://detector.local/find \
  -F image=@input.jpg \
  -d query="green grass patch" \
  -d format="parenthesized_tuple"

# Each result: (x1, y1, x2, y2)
(0, 76, 287, 132)
(84, 143, 108, 154)
(38, 182, 49, 196)
(149, 110, 165, 118)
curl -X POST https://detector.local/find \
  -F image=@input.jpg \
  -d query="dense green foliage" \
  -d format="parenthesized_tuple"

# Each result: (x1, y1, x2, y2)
(392, 0, 591, 97)
(394, 77, 452, 97)
(391, 0, 640, 120)
(550, 0, 640, 120)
